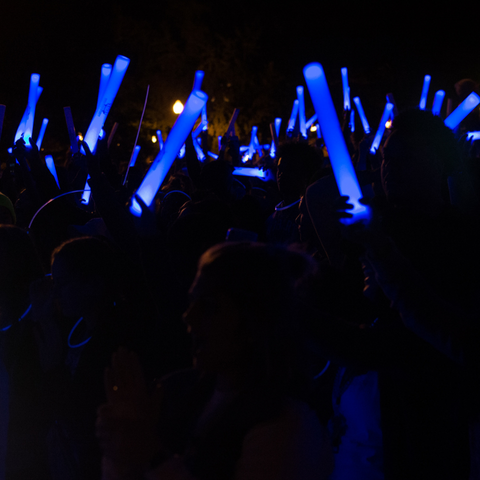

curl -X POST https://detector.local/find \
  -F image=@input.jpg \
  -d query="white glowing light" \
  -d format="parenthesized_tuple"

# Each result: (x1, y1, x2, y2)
(152, 135, 157, 143)
(173, 100, 184, 114)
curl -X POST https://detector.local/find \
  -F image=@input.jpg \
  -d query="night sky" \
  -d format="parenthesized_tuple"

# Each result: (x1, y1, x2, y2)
(0, 0, 477, 153)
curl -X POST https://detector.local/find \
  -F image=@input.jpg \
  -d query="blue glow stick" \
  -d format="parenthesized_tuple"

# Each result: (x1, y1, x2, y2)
(275, 118, 281, 137)
(419, 75, 431, 110)
(194, 135, 206, 161)
(240, 146, 249, 152)
(129, 145, 141, 167)
(467, 131, 480, 141)
(297, 86, 307, 137)
(178, 143, 186, 158)
(84, 55, 130, 153)
(304, 63, 369, 224)
(81, 175, 91, 204)
(193, 70, 204, 91)
(192, 120, 207, 138)
(353, 97, 370, 134)
(432, 90, 445, 116)
(386, 93, 398, 118)
(233, 167, 268, 179)
(370, 103, 394, 154)
(131, 89, 207, 216)
(306, 114, 317, 129)
(36, 118, 49, 150)
(15, 74, 41, 145)
(99, 129, 105, 140)
(218, 136, 222, 151)
(156, 130, 164, 150)
(201, 105, 208, 130)
(45, 155, 60, 188)
(349, 109, 355, 132)
(208, 152, 218, 159)
(315, 124, 322, 138)
(287, 100, 299, 133)
(96, 64, 112, 111)
(248, 126, 257, 158)
(444, 93, 480, 129)
(341, 68, 351, 110)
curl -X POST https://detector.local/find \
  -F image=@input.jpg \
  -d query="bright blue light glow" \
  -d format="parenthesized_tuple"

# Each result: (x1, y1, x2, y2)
(178, 143, 186, 158)
(240, 146, 249, 152)
(7, 148, 12, 154)
(193, 70, 204, 91)
(353, 97, 370, 134)
(97, 64, 112, 112)
(233, 167, 268, 179)
(36, 118, 49, 150)
(419, 75, 431, 110)
(193, 135, 206, 161)
(386, 93, 397, 119)
(248, 126, 257, 158)
(297, 86, 307, 138)
(15, 73, 41, 145)
(131, 90, 208, 216)
(82, 175, 91, 204)
(444, 92, 480, 129)
(253, 134, 263, 156)
(156, 130, 164, 150)
(192, 120, 207, 138)
(201, 105, 208, 130)
(349, 109, 355, 132)
(129, 145, 141, 167)
(45, 155, 60, 188)
(306, 114, 317, 129)
(84, 55, 130, 153)
(99, 128, 105, 140)
(315, 124, 322, 138)
(341, 68, 350, 110)
(218, 136, 222, 151)
(275, 118, 281, 136)
(467, 131, 480, 141)
(208, 151, 218, 159)
(304, 63, 370, 224)
(432, 90, 445, 116)
(370, 103, 394, 154)
(287, 100, 299, 132)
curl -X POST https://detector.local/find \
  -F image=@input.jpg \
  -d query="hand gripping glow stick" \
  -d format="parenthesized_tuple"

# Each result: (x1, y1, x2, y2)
(36, 118, 49, 150)
(0, 105, 5, 142)
(444, 93, 480, 129)
(129, 146, 141, 167)
(156, 130, 164, 150)
(193, 70, 204, 91)
(97, 64, 112, 111)
(432, 90, 445, 116)
(353, 97, 370, 134)
(341, 68, 351, 110)
(63, 107, 79, 153)
(467, 131, 480, 141)
(81, 175, 91, 204)
(287, 100, 299, 133)
(306, 114, 317, 129)
(233, 167, 268, 179)
(304, 63, 369, 224)
(130, 89, 208, 216)
(349, 109, 355, 132)
(84, 55, 130, 153)
(15, 74, 41, 145)
(297, 86, 307, 138)
(419, 75, 431, 110)
(45, 155, 60, 188)
(370, 103, 394, 154)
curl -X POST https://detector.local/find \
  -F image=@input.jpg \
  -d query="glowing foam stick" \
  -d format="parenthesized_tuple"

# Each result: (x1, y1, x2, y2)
(99, 129, 106, 140)
(178, 143, 186, 158)
(45, 155, 60, 188)
(386, 93, 398, 118)
(349, 109, 355, 132)
(201, 105, 208, 130)
(131, 90, 207, 216)
(81, 175, 91, 204)
(156, 130, 164, 150)
(233, 167, 268, 179)
(248, 126, 258, 159)
(217, 136, 222, 151)
(353, 97, 370, 134)
(304, 63, 369, 223)
(444, 92, 480, 129)
(193, 70, 204, 91)
(370, 103, 394, 154)
(208, 152, 218, 159)
(84, 55, 130, 153)
(287, 100, 299, 133)
(129, 146, 141, 167)
(419, 75, 431, 110)
(192, 120, 207, 138)
(341, 68, 351, 110)
(15, 74, 41, 145)
(193, 136, 206, 161)
(315, 124, 322, 138)
(432, 90, 445, 116)
(467, 131, 480, 141)
(0, 105, 5, 142)
(240, 146, 249, 153)
(36, 118, 49, 150)
(97, 64, 112, 111)
(306, 114, 317, 129)
(297, 86, 307, 138)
